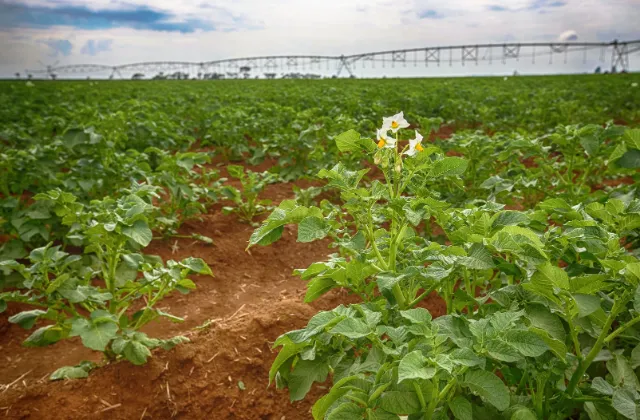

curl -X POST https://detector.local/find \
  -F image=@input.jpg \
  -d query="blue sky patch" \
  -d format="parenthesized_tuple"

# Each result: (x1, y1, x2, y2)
(81, 39, 113, 56)
(418, 9, 445, 19)
(0, 2, 215, 33)
(39, 38, 73, 56)
(487, 5, 509, 11)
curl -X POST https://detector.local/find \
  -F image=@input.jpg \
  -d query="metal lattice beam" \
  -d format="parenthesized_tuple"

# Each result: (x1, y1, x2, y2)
(24, 40, 640, 78)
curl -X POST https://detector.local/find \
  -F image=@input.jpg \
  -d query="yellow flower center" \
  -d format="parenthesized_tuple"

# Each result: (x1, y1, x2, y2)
(391, 121, 399, 129)
(416, 143, 424, 152)
(377, 139, 385, 148)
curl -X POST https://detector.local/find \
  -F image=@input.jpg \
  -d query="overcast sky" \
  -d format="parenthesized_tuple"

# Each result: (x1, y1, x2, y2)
(1, 0, 639, 78)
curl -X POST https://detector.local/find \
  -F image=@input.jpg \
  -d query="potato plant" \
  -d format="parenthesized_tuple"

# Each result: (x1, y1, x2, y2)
(222, 165, 275, 224)
(0, 189, 212, 378)
(250, 114, 640, 419)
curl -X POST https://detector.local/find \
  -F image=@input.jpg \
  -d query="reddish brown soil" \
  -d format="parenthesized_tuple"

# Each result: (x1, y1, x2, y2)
(591, 175, 636, 191)
(0, 179, 444, 420)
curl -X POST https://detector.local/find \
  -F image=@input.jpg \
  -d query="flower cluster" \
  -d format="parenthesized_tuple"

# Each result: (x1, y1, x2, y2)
(375, 111, 424, 157)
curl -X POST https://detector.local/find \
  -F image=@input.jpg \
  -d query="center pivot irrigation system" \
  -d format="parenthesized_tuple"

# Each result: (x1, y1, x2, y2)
(25, 39, 640, 79)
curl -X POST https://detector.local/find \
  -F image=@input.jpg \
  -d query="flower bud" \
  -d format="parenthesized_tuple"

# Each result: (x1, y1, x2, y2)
(394, 161, 403, 174)
(374, 154, 382, 165)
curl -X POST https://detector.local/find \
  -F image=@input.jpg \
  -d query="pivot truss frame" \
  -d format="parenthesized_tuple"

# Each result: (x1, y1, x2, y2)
(26, 40, 640, 79)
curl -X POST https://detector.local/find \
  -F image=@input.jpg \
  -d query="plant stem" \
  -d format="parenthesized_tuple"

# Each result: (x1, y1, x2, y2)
(407, 284, 437, 309)
(107, 251, 120, 312)
(463, 269, 472, 314)
(413, 381, 426, 410)
(566, 292, 630, 396)
(534, 376, 548, 419)
(605, 314, 640, 344)
(367, 207, 388, 271)
(565, 310, 583, 359)
(425, 378, 440, 420)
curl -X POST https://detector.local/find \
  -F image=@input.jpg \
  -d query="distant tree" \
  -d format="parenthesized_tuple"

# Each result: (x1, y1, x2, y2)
(27, 74, 33, 80)
(51, 73, 57, 80)
(264, 73, 276, 79)
(132, 73, 145, 80)
(595, 66, 601, 74)
(197, 72, 202, 79)
(15, 72, 20, 79)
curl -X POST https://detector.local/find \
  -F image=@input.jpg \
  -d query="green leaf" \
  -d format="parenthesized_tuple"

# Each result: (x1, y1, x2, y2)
(627, 263, 640, 286)
(398, 350, 436, 383)
(624, 128, 640, 149)
(430, 157, 468, 178)
(458, 244, 495, 270)
(8, 309, 46, 329)
(70, 311, 118, 351)
(463, 369, 510, 411)
(122, 219, 153, 247)
(24, 325, 65, 347)
(0, 240, 27, 260)
(529, 327, 567, 362)
(0, 300, 6, 313)
(490, 226, 547, 262)
(450, 348, 485, 368)
(617, 149, 640, 169)
(158, 335, 189, 351)
(304, 277, 336, 303)
(510, 407, 538, 420)
(50, 364, 92, 381)
(400, 308, 432, 324)
(335, 129, 363, 153)
(585, 401, 619, 420)
(62, 128, 88, 148)
(122, 340, 152, 365)
(269, 339, 306, 385)
(330, 317, 371, 339)
(631, 344, 640, 369)
(503, 329, 549, 357)
(491, 211, 530, 230)
(297, 216, 330, 243)
(312, 376, 359, 420)
(179, 257, 213, 276)
(288, 359, 329, 401)
(608, 355, 640, 390)
(612, 388, 639, 420)
(327, 402, 365, 420)
(449, 396, 473, 420)
(591, 377, 614, 396)
(486, 339, 522, 362)
(573, 294, 601, 318)
(580, 135, 601, 156)
(378, 391, 422, 414)
(526, 305, 566, 342)
(533, 262, 569, 290)
(570, 274, 610, 295)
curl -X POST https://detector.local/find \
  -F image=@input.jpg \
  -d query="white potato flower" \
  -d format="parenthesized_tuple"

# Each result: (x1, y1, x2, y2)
(382, 112, 410, 133)
(404, 131, 424, 157)
(376, 128, 396, 149)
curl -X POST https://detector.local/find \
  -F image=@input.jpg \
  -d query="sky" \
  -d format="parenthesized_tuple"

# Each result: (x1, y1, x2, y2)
(1, 0, 639, 78)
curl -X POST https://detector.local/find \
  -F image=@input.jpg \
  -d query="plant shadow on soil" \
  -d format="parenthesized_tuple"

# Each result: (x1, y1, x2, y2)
(0, 176, 446, 420)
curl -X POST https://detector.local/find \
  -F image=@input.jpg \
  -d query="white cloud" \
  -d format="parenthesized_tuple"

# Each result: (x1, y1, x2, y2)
(1, 0, 639, 77)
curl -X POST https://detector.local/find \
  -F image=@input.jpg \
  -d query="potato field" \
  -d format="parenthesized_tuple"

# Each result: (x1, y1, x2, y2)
(1, 75, 639, 419)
